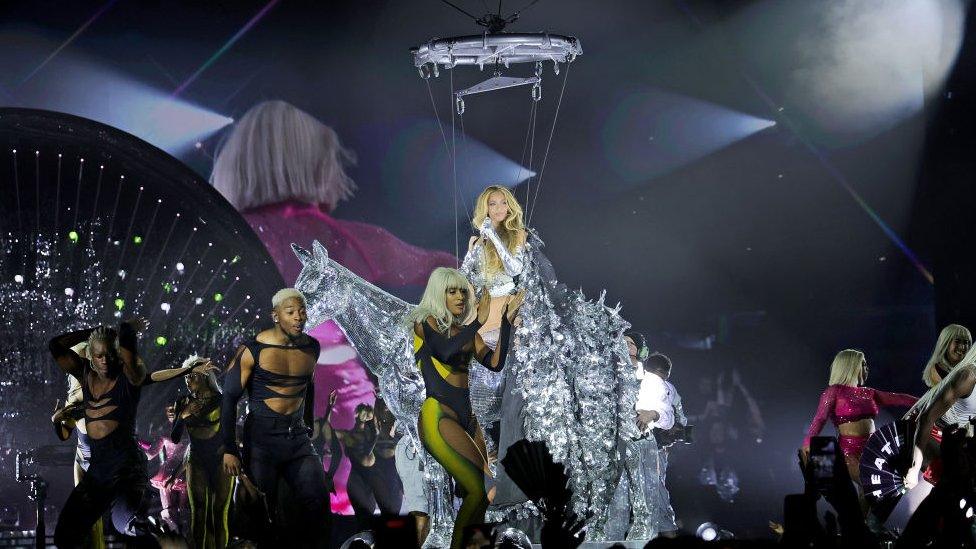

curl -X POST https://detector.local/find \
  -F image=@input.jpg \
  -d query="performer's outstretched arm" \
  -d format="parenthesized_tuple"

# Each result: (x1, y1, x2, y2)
(145, 358, 216, 386)
(873, 389, 917, 409)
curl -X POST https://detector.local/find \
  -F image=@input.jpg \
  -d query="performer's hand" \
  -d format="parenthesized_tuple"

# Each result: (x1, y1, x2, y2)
(125, 316, 150, 333)
(223, 453, 242, 476)
(329, 389, 338, 407)
(480, 216, 493, 233)
(636, 409, 658, 425)
(51, 399, 64, 423)
(505, 291, 524, 323)
(904, 464, 921, 490)
(476, 292, 491, 324)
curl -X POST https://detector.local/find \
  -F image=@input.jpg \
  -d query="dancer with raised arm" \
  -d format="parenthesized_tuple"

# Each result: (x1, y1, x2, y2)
(162, 356, 233, 549)
(49, 318, 156, 548)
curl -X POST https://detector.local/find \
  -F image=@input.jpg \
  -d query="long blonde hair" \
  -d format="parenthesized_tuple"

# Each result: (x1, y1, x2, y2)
(471, 185, 525, 280)
(922, 324, 972, 387)
(211, 100, 357, 212)
(404, 268, 475, 333)
(828, 349, 865, 387)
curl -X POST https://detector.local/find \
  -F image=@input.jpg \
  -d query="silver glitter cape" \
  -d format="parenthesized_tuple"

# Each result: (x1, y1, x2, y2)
(486, 232, 638, 540)
(292, 235, 637, 543)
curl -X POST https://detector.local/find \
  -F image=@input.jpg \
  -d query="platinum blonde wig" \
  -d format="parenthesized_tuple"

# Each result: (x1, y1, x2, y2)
(404, 267, 474, 333)
(922, 324, 972, 387)
(272, 287, 306, 309)
(211, 100, 357, 212)
(182, 355, 222, 395)
(828, 349, 865, 387)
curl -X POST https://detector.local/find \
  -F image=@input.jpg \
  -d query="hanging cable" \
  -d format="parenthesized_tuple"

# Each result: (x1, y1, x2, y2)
(514, 98, 537, 209)
(458, 108, 472, 225)
(439, 0, 481, 23)
(423, 76, 460, 264)
(450, 65, 460, 264)
(525, 98, 538, 217)
(527, 61, 571, 225)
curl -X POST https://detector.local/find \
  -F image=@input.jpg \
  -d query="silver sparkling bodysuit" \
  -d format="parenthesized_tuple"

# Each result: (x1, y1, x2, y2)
(460, 223, 526, 428)
(459, 220, 526, 299)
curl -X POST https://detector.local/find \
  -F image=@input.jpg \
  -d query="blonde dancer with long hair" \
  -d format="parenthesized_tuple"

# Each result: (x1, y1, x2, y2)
(921, 324, 971, 388)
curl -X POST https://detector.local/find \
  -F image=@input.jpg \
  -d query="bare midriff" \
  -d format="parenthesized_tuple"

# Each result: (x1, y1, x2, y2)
(838, 418, 875, 438)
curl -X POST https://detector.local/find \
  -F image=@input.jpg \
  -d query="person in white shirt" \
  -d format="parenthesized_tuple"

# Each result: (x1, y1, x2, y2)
(594, 333, 683, 541)
(636, 352, 677, 434)
(637, 351, 683, 537)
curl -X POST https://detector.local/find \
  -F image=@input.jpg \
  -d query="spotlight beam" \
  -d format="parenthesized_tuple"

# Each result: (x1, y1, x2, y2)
(18, 0, 120, 87)
(676, 0, 933, 284)
(171, 0, 282, 98)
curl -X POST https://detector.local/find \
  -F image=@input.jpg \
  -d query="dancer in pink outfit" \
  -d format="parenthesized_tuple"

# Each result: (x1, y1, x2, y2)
(801, 349, 917, 483)
(211, 100, 455, 513)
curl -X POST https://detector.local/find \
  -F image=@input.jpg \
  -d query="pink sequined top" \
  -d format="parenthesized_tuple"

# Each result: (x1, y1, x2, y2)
(242, 201, 457, 286)
(802, 385, 917, 447)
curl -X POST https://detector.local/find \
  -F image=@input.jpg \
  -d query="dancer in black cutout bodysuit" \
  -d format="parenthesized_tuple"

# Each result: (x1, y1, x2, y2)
(327, 399, 403, 525)
(221, 288, 329, 548)
(49, 317, 208, 548)
(165, 356, 234, 549)
(49, 319, 152, 549)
